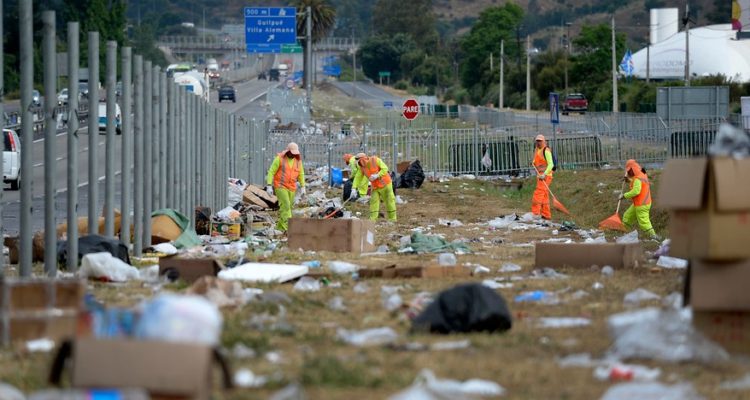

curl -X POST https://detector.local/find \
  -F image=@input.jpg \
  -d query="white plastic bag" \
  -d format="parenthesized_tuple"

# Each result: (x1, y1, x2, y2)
(79, 252, 140, 282)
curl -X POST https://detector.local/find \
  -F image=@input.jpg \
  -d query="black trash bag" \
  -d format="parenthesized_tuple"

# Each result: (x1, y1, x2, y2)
(397, 160, 425, 189)
(342, 180, 353, 201)
(411, 283, 512, 334)
(318, 206, 343, 219)
(57, 234, 131, 269)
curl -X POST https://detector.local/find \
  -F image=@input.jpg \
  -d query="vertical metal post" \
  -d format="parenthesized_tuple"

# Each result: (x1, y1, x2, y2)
(187, 94, 194, 226)
(473, 121, 480, 176)
(66, 23, 80, 271)
(133, 55, 144, 256)
(43, 11, 57, 276)
(19, 0, 33, 276)
(611, 16, 619, 113)
(143, 61, 152, 249)
(525, 35, 531, 111)
(0, 0, 4, 273)
(198, 99, 205, 207)
(151, 66, 160, 212)
(166, 81, 174, 207)
(392, 121, 398, 173)
(499, 40, 504, 109)
(306, 6, 312, 112)
(120, 47, 132, 245)
(180, 89, 187, 215)
(88, 32, 100, 235)
(160, 72, 167, 209)
(104, 41, 117, 237)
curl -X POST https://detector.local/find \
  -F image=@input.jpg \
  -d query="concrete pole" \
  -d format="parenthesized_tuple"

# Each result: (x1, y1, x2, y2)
(612, 16, 619, 113)
(525, 35, 531, 112)
(646, 44, 651, 84)
(0, 0, 4, 274)
(684, 4, 690, 87)
(19, 0, 33, 276)
(160, 72, 167, 209)
(179, 89, 186, 215)
(104, 41, 117, 237)
(88, 32, 100, 234)
(120, 47, 132, 245)
(306, 6, 312, 113)
(499, 40, 504, 109)
(43, 11, 57, 276)
(151, 66, 160, 212)
(166, 81, 174, 207)
(143, 61, 152, 249)
(133, 55, 144, 256)
(66, 23, 80, 271)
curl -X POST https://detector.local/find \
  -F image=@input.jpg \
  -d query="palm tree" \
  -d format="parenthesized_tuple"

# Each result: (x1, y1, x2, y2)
(296, 0, 336, 88)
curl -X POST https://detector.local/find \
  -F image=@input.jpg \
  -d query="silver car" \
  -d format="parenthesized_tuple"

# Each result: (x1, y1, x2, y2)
(3, 129, 21, 190)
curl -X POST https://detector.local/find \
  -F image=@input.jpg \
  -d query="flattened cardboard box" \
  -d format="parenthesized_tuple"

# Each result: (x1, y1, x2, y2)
(535, 242, 642, 269)
(288, 218, 376, 253)
(693, 311, 750, 356)
(657, 157, 750, 260)
(690, 259, 750, 311)
(358, 264, 473, 279)
(68, 338, 214, 400)
(159, 257, 224, 283)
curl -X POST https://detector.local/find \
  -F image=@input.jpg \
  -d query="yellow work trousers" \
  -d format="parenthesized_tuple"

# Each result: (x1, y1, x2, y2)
(622, 203, 656, 237)
(275, 187, 295, 232)
(369, 183, 397, 222)
(352, 173, 369, 197)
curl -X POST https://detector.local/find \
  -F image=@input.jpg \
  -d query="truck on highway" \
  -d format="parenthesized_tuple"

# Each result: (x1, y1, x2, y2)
(174, 72, 207, 97)
(97, 102, 122, 135)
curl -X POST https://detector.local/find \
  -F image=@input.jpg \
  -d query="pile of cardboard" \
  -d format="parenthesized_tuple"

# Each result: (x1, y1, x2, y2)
(659, 157, 750, 356)
(243, 184, 278, 209)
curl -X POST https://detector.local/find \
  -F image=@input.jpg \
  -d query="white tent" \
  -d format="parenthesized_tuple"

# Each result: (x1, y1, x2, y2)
(632, 24, 750, 82)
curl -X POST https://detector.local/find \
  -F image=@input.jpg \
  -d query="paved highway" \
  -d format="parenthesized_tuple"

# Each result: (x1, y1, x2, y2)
(330, 81, 403, 104)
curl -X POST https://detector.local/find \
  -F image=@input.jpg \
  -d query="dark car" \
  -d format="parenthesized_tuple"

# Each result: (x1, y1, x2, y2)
(269, 68, 280, 81)
(218, 85, 236, 103)
(258, 71, 267, 80)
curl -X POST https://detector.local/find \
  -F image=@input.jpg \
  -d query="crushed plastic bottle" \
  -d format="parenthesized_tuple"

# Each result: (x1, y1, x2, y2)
(499, 262, 522, 273)
(383, 293, 403, 312)
(437, 253, 457, 266)
(293, 277, 321, 292)
(328, 261, 359, 275)
(601, 265, 615, 277)
(337, 327, 399, 347)
(514, 290, 558, 304)
(537, 317, 591, 328)
(389, 369, 505, 400)
(656, 256, 688, 269)
(302, 260, 320, 268)
(135, 294, 223, 346)
(623, 288, 661, 307)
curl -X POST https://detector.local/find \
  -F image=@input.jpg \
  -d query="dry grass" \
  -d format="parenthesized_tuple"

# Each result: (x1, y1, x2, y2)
(1, 176, 749, 399)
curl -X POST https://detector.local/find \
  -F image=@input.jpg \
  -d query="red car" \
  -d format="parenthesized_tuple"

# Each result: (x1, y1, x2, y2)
(562, 93, 588, 115)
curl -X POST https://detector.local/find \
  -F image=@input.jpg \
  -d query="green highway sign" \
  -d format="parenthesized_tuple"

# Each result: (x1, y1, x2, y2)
(281, 44, 303, 53)
(378, 71, 391, 77)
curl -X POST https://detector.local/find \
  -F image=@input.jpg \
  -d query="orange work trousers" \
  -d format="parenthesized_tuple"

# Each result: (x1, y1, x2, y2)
(531, 175, 553, 219)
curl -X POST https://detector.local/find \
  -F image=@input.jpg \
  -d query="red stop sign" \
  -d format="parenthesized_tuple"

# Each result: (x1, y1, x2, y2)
(402, 99, 420, 121)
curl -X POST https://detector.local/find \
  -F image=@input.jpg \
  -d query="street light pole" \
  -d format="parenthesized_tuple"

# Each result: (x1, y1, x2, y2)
(565, 22, 571, 95)
(526, 35, 531, 111)
(611, 15, 618, 113)
(499, 40, 504, 109)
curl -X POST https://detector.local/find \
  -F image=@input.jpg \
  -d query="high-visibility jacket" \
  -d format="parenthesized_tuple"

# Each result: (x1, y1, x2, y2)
(269, 153, 304, 191)
(626, 176, 652, 206)
(533, 146, 554, 175)
(359, 156, 391, 190)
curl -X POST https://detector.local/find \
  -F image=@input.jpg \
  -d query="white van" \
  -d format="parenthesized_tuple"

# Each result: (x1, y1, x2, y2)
(98, 102, 122, 135)
(3, 129, 21, 190)
(278, 63, 289, 77)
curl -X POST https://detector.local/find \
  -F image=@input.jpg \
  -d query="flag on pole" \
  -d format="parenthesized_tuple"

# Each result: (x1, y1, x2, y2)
(619, 49, 634, 77)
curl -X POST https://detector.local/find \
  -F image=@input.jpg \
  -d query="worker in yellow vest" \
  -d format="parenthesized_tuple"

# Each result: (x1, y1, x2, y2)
(355, 155, 396, 222)
(343, 153, 369, 200)
(621, 159, 657, 238)
(266, 142, 306, 232)
(531, 134, 555, 220)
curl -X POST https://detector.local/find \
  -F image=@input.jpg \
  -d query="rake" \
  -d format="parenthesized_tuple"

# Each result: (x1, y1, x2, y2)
(599, 181, 627, 231)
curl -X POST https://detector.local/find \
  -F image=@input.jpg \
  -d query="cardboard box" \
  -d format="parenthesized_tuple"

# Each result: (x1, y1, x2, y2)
(210, 221, 241, 240)
(288, 218, 376, 253)
(159, 257, 224, 283)
(693, 311, 750, 356)
(658, 157, 750, 260)
(690, 259, 750, 311)
(534, 242, 642, 269)
(54, 338, 228, 400)
(358, 264, 473, 279)
(0, 279, 85, 345)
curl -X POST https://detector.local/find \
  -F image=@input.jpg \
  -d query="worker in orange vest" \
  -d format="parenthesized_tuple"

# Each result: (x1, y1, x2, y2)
(266, 142, 306, 232)
(531, 134, 555, 220)
(343, 153, 368, 200)
(355, 155, 396, 221)
(620, 159, 657, 238)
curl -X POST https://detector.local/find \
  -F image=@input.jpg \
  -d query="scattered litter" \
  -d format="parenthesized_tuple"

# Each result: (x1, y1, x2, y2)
(269, 383, 306, 400)
(396, 195, 407, 205)
(592, 282, 605, 290)
(482, 280, 512, 290)
(376, 245, 390, 254)
(601, 266, 615, 277)
(499, 263, 522, 273)
(405, 292, 434, 320)
(328, 261, 359, 275)
(79, 252, 140, 282)
(709, 122, 750, 158)
(26, 338, 55, 353)
(353, 282, 370, 294)
(520, 212, 537, 222)
(662, 292, 683, 309)
(151, 242, 179, 255)
(656, 256, 688, 269)
(399, 235, 412, 247)
(537, 317, 591, 328)
(720, 373, 750, 390)
(607, 307, 729, 363)
(232, 343, 257, 359)
(219, 263, 308, 283)
(302, 260, 320, 268)
(431, 339, 471, 351)
(437, 253, 457, 266)
(616, 231, 639, 244)
(383, 293, 403, 312)
(293, 277, 321, 292)
(136, 294, 222, 346)
(557, 353, 599, 368)
(654, 239, 671, 258)
(570, 290, 589, 300)
(327, 296, 347, 312)
(0, 383, 24, 400)
(623, 288, 661, 307)
(487, 214, 517, 229)
(473, 265, 491, 275)
(584, 236, 607, 244)
(515, 290, 558, 304)
(439, 218, 464, 227)
(594, 363, 661, 382)
(530, 267, 568, 279)
(401, 232, 471, 254)
(413, 284, 512, 334)
(337, 327, 399, 347)
(389, 369, 505, 400)
(187, 276, 245, 307)
(600, 382, 704, 400)
(137, 265, 160, 283)
(234, 368, 268, 388)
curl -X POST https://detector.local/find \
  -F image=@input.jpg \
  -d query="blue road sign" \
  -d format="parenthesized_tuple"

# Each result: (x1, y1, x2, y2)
(383, 101, 394, 109)
(549, 92, 560, 124)
(245, 7, 297, 53)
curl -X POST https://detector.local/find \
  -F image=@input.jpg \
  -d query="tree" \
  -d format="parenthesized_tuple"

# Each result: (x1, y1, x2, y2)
(372, 0, 439, 48)
(296, 0, 336, 87)
(359, 33, 416, 83)
(459, 3, 524, 102)
(570, 23, 626, 95)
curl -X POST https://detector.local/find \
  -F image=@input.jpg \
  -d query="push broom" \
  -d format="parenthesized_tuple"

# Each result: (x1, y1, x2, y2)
(599, 181, 627, 231)
(539, 178, 571, 216)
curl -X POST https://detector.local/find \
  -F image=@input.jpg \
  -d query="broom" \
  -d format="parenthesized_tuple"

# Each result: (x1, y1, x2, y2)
(599, 181, 627, 231)
(539, 178, 571, 216)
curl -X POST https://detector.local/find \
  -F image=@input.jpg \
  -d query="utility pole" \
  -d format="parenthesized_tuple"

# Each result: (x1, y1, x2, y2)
(646, 44, 651, 83)
(306, 6, 312, 112)
(683, 3, 691, 86)
(526, 35, 531, 111)
(565, 22, 571, 95)
(490, 53, 493, 72)
(611, 15, 618, 113)
(499, 40, 504, 109)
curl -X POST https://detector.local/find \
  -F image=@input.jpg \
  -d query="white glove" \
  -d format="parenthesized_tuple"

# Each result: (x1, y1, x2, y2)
(539, 173, 547, 180)
(299, 187, 306, 197)
(369, 173, 379, 182)
(348, 190, 358, 201)
(266, 185, 273, 195)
